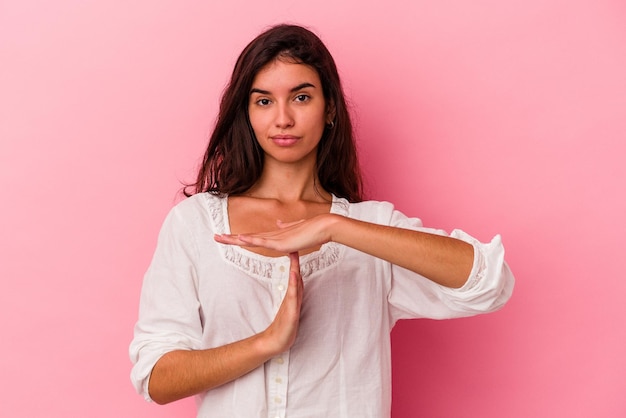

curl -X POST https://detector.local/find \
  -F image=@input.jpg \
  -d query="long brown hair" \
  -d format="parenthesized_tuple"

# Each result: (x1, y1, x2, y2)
(186, 24, 363, 202)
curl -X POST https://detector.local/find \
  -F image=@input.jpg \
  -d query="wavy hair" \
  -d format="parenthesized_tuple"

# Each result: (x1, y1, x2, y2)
(185, 24, 362, 202)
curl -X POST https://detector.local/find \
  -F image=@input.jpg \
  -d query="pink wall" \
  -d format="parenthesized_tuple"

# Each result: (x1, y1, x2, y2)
(1, 1, 624, 416)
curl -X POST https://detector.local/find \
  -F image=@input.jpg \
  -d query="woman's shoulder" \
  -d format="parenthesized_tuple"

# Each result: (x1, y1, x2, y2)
(172, 192, 224, 211)
(336, 197, 397, 223)
(166, 192, 226, 227)
(337, 197, 424, 228)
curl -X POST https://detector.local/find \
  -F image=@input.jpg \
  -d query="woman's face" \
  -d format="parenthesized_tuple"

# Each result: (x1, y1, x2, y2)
(248, 59, 330, 167)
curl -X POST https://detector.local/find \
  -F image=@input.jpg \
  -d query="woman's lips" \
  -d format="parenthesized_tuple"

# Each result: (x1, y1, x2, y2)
(271, 135, 300, 146)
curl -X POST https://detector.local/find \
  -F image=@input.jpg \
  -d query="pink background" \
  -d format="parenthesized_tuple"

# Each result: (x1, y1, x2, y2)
(1, 0, 625, 417)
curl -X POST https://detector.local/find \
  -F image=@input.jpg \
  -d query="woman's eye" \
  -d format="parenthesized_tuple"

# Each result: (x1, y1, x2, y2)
(294, 94, 309, 102)
(256, 98, 271, 106)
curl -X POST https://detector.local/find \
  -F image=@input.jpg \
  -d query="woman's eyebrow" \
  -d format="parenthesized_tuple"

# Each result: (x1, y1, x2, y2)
(290, 82, 316, 92)
(249, 82, 317, 96)
(250, 88, 270, 95)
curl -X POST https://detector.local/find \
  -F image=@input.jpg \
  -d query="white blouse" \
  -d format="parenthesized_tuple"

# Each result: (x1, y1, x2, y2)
(130, 193, 514, 418)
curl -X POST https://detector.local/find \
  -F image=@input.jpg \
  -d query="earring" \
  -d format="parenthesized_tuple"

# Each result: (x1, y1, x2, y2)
(327, 120, 335, 129)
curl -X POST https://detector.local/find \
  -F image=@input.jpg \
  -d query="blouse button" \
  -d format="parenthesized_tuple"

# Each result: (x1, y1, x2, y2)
(277, 284, 285, 291)
(279, 265, 286, 272)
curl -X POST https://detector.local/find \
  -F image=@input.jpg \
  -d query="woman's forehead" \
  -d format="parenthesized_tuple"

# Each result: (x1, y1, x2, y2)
(251, 59, 321, 91)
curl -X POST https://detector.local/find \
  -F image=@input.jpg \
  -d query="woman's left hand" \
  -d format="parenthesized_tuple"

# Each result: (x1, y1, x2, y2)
(214, 214, 340, 254)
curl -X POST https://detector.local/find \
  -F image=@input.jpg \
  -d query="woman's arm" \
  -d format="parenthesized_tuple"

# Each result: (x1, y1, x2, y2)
(148, 252, 303, 404)
(215, 214, 474, 289)
(334, 216, 473, 288)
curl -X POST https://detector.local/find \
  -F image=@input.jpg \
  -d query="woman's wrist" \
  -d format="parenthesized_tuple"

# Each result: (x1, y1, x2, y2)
(323, 213, 345, 244)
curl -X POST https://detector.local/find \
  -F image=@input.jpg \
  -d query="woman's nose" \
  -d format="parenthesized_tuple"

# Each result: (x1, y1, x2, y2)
(274, 103, 295, 128)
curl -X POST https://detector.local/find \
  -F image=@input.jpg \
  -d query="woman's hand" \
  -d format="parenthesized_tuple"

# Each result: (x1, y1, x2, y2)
(260, 252, 304, 355)
(214, 213, 340, 254)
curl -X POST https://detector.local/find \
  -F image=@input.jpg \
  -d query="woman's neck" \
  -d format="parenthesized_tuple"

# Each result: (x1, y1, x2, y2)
(243, 160, 330, 203)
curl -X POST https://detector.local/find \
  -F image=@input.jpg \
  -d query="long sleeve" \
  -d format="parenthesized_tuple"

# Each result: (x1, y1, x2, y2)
(347, 200, 514, 325)
(129, 203, 204, 401)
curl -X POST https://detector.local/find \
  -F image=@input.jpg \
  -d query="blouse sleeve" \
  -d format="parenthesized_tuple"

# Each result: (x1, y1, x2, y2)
(385, 206, 515, 324)
(129, 204, 204, 402)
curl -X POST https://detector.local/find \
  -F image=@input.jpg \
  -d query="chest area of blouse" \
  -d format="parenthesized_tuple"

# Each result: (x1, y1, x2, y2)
(195, 247, 388, 327)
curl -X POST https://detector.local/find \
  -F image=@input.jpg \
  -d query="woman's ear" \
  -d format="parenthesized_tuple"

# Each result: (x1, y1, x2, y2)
(326, 100, 336, 124)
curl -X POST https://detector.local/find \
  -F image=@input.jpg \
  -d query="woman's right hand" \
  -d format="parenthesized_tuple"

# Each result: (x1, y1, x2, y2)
(260, 252, 304, 355)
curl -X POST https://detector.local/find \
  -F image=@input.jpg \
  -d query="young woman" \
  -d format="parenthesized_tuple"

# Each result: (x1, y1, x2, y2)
(130, 24, 514, 417)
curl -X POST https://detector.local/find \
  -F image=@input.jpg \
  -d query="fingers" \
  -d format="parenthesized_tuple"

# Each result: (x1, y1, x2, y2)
(214, 233, 268, 248)
(214, 230, 290, 252)
(287, 252, 303, 311)
(263, 252, 303, 354)
(285, 252, 303, 327)
(288, 251, 300, 276)
(213, 233, 250, 246)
